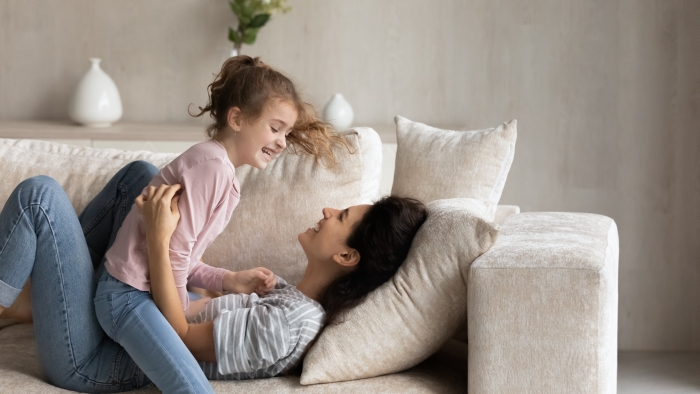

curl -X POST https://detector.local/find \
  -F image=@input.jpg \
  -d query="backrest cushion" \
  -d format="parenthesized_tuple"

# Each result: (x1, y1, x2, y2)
(391, 116, 517, 220)
(0, 128, 381, 284)
(301, 198, 499, 384)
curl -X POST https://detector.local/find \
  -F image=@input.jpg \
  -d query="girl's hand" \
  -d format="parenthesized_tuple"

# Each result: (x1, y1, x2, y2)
(223, 268, 277, 296)
(134, 184, 182, 244)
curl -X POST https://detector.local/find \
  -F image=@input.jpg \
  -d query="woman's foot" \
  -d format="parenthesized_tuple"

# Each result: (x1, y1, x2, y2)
(0, 280, 32, 323)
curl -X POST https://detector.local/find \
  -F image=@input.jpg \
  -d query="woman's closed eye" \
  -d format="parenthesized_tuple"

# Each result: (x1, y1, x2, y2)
(271, 126, 279, 133)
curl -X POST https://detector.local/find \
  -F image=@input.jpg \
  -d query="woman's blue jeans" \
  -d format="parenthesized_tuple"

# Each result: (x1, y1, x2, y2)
(0, 161, 213, 393)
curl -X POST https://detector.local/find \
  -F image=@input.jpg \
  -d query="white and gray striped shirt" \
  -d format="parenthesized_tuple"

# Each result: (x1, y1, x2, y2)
(192, 276, 325, 380)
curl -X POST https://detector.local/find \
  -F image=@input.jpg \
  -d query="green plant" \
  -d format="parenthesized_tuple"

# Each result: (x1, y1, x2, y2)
(228, 0, 291, 54)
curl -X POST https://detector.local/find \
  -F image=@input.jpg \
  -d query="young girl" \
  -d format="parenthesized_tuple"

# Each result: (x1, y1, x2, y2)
(94, 55, 347, 392)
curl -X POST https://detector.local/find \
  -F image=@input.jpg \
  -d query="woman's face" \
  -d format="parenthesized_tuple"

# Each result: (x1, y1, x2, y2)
(298, 204, 371, 265)
(234, 99, 297, 169)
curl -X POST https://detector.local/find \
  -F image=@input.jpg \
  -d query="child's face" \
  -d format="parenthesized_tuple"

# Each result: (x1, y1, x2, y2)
(237, 99, 297, 169)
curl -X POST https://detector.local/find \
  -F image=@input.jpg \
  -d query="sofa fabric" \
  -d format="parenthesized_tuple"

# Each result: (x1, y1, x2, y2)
(0, 128, 381, 285)
(468, 212, 619, 394)
(0, 323, 468, 394)
(301, 198, 499, 384)
(391, 116, 517, 220)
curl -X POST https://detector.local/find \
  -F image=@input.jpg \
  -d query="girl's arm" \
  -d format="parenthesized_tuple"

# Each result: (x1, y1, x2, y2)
(136, 184, 217, 363)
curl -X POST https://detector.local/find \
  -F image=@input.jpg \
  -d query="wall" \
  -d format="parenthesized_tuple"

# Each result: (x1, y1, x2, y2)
(1, 0, 699, 351)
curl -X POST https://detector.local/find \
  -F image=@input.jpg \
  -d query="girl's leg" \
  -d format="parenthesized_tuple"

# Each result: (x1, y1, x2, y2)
(95, 277, 215, 394)
(0, 176, 147, 392)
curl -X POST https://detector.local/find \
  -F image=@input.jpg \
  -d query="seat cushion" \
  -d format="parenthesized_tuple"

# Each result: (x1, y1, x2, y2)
(0, 324, 467, 393)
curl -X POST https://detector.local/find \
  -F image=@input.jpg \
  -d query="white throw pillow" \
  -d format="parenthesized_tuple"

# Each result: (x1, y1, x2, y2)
(301, 198, 499, 384)
(391, 116, 517, 220)
(0, 128, 382, 284)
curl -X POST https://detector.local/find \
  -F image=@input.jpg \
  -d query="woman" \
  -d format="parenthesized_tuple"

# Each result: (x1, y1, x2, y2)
(0, 163, 427, 392)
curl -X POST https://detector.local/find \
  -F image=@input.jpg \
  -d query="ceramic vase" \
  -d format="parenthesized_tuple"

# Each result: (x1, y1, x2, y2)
(323, 93, 354, 130)
(69, 58, 123, 127)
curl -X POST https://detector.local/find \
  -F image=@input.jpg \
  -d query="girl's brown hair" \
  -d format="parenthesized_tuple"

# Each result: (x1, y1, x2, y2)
(192, 55, 349, 167)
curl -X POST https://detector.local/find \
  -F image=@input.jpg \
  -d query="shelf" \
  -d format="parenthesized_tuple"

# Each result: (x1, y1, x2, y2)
(0, 120, 399, 143)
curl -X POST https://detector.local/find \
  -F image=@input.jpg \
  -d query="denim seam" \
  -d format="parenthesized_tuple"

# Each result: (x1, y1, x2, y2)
(118, 184, 128, 225)
(0, 205, 28, 306)
(130, 304, 198, 393)
(82, 198, 116, 237)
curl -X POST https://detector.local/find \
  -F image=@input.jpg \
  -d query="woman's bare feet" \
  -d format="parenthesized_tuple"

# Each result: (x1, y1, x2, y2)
(0, 280, 32, 323)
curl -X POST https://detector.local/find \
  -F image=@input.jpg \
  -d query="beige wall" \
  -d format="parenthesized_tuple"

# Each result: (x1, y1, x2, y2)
(1, 0, 699, 351)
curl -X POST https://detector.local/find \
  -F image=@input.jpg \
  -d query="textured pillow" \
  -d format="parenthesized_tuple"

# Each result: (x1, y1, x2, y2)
(300, 198, 499, 384)
(0, 128, 382, 284)
(391, 116, 517, 220)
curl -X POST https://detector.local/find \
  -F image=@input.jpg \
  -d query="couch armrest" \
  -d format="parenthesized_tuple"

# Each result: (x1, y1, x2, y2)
(467, 212, 618, 394)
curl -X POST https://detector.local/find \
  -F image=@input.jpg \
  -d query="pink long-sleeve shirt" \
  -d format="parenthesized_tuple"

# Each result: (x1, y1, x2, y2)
(104, 140, 240, 312)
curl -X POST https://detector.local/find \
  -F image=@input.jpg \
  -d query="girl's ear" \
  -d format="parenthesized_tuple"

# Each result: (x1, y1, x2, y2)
(226, 107, 242, 131)
(332, 248, 360, 268)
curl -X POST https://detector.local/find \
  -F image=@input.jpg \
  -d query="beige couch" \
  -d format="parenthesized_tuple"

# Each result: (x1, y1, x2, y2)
(0, 127, 618, 393)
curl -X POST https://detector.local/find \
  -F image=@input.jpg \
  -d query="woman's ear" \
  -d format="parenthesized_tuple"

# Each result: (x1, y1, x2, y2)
(332, 248, 360, 268)
(226, 107, 242, 131)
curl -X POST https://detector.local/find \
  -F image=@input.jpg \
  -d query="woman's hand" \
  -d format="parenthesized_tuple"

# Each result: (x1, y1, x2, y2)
(223, 268, 277, 296)
(134, 184, 182, 245)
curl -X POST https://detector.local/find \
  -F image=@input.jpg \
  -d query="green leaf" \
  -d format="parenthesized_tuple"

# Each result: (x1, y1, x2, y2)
(229, 1, 241, 16)
(242, 27, 259, 45)
(248, 13, 270, 28)
(228, 27, 241, 43)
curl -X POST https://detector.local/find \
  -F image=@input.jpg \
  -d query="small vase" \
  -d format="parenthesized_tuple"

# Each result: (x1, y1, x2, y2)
(69, 58, 123, 128)
(323, 93, 354, 130)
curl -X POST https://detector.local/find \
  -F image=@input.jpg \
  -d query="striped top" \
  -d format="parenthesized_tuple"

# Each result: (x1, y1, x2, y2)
(192, 276, 325, 379)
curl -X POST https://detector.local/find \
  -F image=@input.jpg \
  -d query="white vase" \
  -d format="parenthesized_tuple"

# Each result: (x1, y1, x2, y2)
(323, 93, 354, 130)
(69, 58, 123, 127)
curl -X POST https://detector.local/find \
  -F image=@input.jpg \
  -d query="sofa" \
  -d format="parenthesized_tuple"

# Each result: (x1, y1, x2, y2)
(0, 123, 618, 393)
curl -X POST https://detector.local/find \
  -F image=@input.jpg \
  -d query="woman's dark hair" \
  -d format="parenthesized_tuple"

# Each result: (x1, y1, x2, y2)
(191, 55, 350, 167)
(320, 196, 428, 325)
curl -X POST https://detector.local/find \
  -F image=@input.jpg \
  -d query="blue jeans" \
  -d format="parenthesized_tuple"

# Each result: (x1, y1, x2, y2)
(0, 161, 212, 393)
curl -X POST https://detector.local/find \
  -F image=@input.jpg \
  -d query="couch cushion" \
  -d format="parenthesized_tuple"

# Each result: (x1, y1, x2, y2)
(0, 128, 381, 284)
(300, 198, 499, 384)
(0, 324, 467, 393)
(391, 116, 517, 220)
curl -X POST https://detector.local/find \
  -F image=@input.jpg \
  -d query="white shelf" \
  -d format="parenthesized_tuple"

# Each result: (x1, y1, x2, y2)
(0, 120, 399, 143)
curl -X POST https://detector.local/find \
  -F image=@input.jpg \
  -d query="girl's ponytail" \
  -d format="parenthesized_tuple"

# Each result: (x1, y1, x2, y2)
(192, 55, 350, 167)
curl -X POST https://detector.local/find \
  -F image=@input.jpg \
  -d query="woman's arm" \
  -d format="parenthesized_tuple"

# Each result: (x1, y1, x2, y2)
(136, 184, 217, 363)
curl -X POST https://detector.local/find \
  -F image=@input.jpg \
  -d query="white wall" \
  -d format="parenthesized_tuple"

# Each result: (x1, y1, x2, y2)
(1, 0, 699, 351)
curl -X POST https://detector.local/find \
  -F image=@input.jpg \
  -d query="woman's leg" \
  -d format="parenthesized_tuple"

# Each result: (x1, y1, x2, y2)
(0, 161, 159, 323)
(0, 176, 147, 392)
(79, 160, 159, 274)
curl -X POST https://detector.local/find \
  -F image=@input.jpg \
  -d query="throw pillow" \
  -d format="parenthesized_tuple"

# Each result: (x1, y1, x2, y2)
(300, 198, 499, 384)
(391, 116, 517, 220)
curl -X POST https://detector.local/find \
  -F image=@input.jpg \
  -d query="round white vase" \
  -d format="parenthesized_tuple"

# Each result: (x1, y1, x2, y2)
(69, 58, 123, 127)
(323, 93, 354, 130)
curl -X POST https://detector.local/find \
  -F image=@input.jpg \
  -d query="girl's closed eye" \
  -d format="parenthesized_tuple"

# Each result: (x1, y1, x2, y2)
(271, 126, 279, 133)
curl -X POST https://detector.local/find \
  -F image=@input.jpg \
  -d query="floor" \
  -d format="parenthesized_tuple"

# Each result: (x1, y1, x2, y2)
(618, 351, 700, 393)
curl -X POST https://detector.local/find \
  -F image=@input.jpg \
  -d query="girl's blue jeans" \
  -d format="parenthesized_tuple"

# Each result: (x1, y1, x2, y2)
(0, 161, 213, 394)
